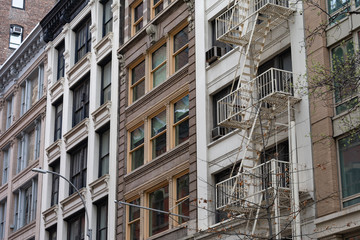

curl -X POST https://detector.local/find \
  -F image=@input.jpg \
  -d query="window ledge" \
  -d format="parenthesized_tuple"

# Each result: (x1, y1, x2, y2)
(67, 52, 91, 89)
(332, 105, 360, 137)
(63, 118, 90, 151)
(89, 174, 110, 202)
(12, 159, 39, 190)
(91, 101, 111, 130)
(60, 187, 87, 219)
(94, 32, 113, 61)
(8, 220, 36, 240)
(147, 223, 188, 240)
(43, 205, 59, 229)
(46, 139, 62, 165)
(49, 77, 64, 103)
(0, 183, 8, 198)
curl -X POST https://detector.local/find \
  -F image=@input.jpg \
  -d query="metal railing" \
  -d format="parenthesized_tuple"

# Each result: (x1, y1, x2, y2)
(251, 0, 290, 12)
(216, 159, 290, 210)
(216, 4, 247, 41)
(217, 88, 245, 125)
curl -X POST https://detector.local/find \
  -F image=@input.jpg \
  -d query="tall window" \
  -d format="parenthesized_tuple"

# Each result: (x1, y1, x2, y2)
(151, 0, 163, 18)
(127, 198, 140, 240)
(339, 134, 360, 207)
(328, 0, 350, 22)
(13, 178, 38, 230)
(9, 25, 23, 49)
(172, 26, 189, 72)
(67, 213, 85, 240)
(96, 199, 108, 240)
(151, 44, 167, 87)
(131, 0, 143, 35)
(48, 226, 57, 240)
(173, 95, 189, 146)
(175, 173, 189, 224)
(70, 144, 87, 194)
(20, 64, 44, 115)
(130, 60, 145, 103)
(101, 61, 111, 105)
(56, 42, 65, 80)
(151, 111, 166, 159)
(148, 185, 169, 236)
(50, 162, 60, 206)
(0, 200, 6, 240)
(54, 102, 63, 141)
(11, 0, 24, 9)
(129, 125, 144, 171)
(17, 122, 41, 174)
(75, 18, 91, 63)
(73, 78, 90, 127)
(99, 129, 109, 177)
(2, 149, 9, 185)
(102, 0, 113, 36)
(5, 96, 13, 130)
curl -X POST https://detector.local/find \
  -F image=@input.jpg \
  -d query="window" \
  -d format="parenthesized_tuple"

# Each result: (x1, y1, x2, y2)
(0, 200, 6, 239)
(17, 122, 41, 174)
(99, 129, 109, 177)
(331, 40, 357, 115)
(151, 43, 167, 87)
(127, 197, 140, 240)
(20, 64, 44, 115)
(54, 102, 63, 141)
(151, 0, 163, 18)
(328, 0, 350, 22)
(127, 94, 189, 172)
(101, 61, 111, 105)
(129, 125, 144, 171)
(70, 144, 87, 194)
(9, 25, 23, 49)
(357, 0, 360, 7)
(2, 149, 9, 185)
(96, 199, 108, 240)
(11, 0, 24, 9)
(6, 96, 13, 130)
(214, 168, 233, 223)
(67, 213, 85, 240)
(150, 111, 166, 159)
(48, 226, 57, 240)
(102, 0, 113, 36)
(129, 59, 145, 103)
(339, 134, 360, 207)
(173, 95, 189, 146)
(210, 19, 233, 56)
(13, 178, 38, 230)
(131, 0, 143, 35)
(73, 78, 90, 127)
(75, 18, 91, 63)
(148, 185, 169, 236)
(172, 26, 189, 72)
(175, 173, 189, 224)
(50, 161, 60, 206)
(56, 42, 65, 80)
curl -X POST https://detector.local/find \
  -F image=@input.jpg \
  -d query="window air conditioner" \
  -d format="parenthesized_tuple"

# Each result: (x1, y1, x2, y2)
(211, 126, 227, 141)
(206, 46, 223, 65)
(11, 26, 23, 35)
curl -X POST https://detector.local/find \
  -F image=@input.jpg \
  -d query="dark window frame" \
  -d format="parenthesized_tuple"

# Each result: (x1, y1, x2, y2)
(96, 198, 108, 240)
(101, 61, 112, 105)
(54, 101, 63, 142)
(50, 161, 60, 206)
(56, 42, 65, 80)
(69, 143, 87, 195)
(101, 0, 113, 37)
(72, 78, 90, 127)
(67, 213, 85, 240)
(75, 17, 92, 63)
(99, 128, 110, 177)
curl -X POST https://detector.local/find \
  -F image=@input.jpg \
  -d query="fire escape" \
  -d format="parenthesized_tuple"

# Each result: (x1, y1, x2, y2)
(215, 0, 303, 239)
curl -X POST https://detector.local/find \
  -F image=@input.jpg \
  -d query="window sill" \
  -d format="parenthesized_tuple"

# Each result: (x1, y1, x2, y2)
(68, 52, 91, 88)
(43, 204, 59, 229)
(49, 77, 64, 103)
(147, 223, 188, 240)
(63, 118, 89, 151)
(332, 104, 360, 137)
(89, 174, 110, 202)
(0, 182, 8, 196)
(91, 101, 112, 130)
(60, 187, 87, 219)
(205, 47, 238, 70)
(12, 159, 39, 190)
(9, 220, 36, 240)
(46, 139, 62, 165)
(94, 32, 113, 61)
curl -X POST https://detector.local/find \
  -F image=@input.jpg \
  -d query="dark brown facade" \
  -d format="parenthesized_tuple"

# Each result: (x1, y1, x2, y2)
(117, 0, 196, 239)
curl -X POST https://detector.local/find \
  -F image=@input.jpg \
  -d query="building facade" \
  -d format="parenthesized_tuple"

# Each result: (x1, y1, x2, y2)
(304, 0, 360, 239)
(0, 24, 47, 240)
(116, 0, 196, 239)
(38, 0, 120, 239)
(0, 0, 56, 65)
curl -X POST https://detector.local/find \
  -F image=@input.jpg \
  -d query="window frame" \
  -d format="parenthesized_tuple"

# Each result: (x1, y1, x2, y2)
(50, 161, 60, 206)
(2, 149, 9, 185)
(11, 0, 24, 9)
(150, 0, 164, 19)
(126, 196, 141, 240)
(96, 198, 108, 240)
(173, 171, 189, 225)
(102, 0, 113, 37)
(131, 0, 144, 36)
(170, 24, 189, 74)
(69, 143, 88, 195)
(5, 95, 13, 130)
(99, 128, 110, 177)
(171, 94, 189, 147)
(149, 109, 167, 160)
(67, 213, 85, 240)
(56, 42, 65, 81)
(72, 77, 90, 127)
(54, 101, 63, 142)
(149, 41, 167, 88)
(129, 58, 146, 104)
(0, 200, 6, 240)
(75, 17, 92, 63)
(101, 60, 112, 105)
(128, 123, 145, 172)
(9, 25, 23, 49)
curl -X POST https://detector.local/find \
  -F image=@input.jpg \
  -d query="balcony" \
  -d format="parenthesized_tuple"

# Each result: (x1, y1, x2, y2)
(216, 159, 290, 211)
(217, 68, 298, 129)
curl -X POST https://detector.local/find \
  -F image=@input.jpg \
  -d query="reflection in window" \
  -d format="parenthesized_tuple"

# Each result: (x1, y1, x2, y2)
(149, 185, 169, 236)
(128, 198, 140, 240)
(176, 173, 189, 224)
(131, 60, 145, 102)
(151, 111, 166, 159)
(152, 44, 167, 87)
(173, 95, 189, 146)
(173, 26, 189, 72)
(130, 125, 144, 171)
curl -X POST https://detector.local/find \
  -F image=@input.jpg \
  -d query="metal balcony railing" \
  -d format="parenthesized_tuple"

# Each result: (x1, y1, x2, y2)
(217, 88, 245, 127)
(216, 159, 290, 210)
(251, 0, 290, 12)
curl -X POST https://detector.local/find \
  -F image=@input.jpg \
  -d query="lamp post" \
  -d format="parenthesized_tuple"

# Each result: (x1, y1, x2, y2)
(32, 168, 92, 240)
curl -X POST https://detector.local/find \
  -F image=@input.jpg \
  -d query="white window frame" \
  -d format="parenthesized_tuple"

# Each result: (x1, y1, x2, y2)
(5, 96, 13, 130)
(0, 200, 6, 240)
(2, 149, 9, 185)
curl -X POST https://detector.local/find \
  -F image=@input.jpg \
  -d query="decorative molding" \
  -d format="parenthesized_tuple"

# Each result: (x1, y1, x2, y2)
(111, 2, 119, 22)
(63, 118, 89, 150)
(67, 53, 91, 88)
(89, 174, 110, 201)
(49, 78, 64, 101)
(43, 205, 59, 229)
(46, 139, 62, 164)
(183, 0, 195, 31)
(146, 24, 157, 45)
(94, 32, 113, 61)
(118, 54, 126, 85)
(60, 188, 87, 219)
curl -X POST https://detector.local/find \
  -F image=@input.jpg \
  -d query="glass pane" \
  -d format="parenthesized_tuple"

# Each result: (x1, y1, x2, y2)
(151, 111, 166, 137)
(104, 1, 112, 23)
(132, 61, 145, 85)
(134, 2, 143, 22)
(175, 119, 189, 145)
(131, 147, 144, 170)
(131, 126, 144, 149)
(149, 186, 169, 236)
(339, 135, 360, 202)
(152, 133, 166, 159)
(174, 27, 188, 52)
(152, 44, 166, 70)
(177, 174, 189, 200)
(130, 221, 140, 240)
(174, 95, 189, 123)
(102, 85, 111, 103)
(31, 76, 39, 106)
(101, 130, 110, 157)
(99, 204, 107, 228)
(133, 80, 145, 102)
(178, 198, 189, 224)
(27, 130, 36, 163)
(12, 0, 24, 8)
(129, 198, 140, 221)
(153, 0, 163, 16)
(175, 47, 189, 72)
(103, 62, 112, 88)
(153, 64, 166, 87)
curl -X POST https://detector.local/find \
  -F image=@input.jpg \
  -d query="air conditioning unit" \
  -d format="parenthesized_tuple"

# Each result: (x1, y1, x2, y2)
(11, 26, 23, 35)
(206, 46, 223, 65)
(211, 126, 227, 141)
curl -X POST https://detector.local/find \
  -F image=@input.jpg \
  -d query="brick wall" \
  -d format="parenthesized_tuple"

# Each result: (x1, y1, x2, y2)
(0, 0, 56, 65)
